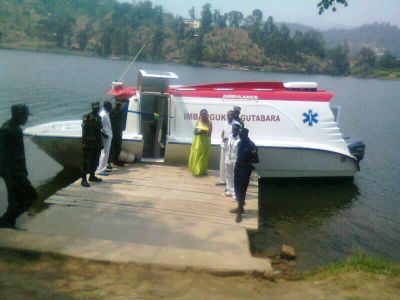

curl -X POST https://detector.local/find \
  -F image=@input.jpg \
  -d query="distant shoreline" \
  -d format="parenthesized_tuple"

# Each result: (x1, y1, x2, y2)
(2, 44, 399, 81)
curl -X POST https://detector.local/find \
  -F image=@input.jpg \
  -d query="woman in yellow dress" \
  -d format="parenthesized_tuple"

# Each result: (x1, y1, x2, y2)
(188, 109, 213, 176)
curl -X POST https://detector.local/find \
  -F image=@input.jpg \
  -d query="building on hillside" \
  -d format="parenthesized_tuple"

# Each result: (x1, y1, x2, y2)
(184, 19, 200, 29)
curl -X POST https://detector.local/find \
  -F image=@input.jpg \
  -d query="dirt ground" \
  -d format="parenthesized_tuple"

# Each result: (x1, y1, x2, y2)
(0, 248, 399, 300)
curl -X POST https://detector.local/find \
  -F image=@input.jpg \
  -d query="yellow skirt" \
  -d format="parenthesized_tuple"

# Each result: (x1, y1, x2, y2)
(188, 134, 211, 176)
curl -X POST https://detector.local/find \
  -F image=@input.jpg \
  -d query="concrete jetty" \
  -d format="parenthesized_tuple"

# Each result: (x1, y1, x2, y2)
(0, 163, 272, 274)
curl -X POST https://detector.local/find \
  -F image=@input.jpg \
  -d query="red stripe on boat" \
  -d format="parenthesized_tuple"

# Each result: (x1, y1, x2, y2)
(169, 89, 334, 102)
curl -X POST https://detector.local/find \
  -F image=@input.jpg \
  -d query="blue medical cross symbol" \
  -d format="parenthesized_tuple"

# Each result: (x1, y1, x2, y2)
(303, 110, 319, 126)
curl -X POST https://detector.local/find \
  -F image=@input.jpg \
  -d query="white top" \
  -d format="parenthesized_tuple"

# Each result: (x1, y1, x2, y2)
(221, 121, 233, 148)
(99, 109, 113, 138)
(225, 134, 240, 164)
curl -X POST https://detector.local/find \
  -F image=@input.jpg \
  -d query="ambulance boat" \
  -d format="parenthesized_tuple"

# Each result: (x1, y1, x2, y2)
(24, 70, 365, 178)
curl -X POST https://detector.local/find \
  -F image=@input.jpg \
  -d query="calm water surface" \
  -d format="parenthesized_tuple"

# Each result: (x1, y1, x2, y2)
(0, 49, 399, 269)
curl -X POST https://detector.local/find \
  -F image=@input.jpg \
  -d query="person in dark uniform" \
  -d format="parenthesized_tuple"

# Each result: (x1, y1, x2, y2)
(81, 102, 104, 187)
(109, 99, 125, 166)
(0, 104, 38, 229)
(232, 106, 244, 128)
(231, 128, 258, 222)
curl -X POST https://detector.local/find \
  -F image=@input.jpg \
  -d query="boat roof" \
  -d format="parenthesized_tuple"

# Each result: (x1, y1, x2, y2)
(169, 81, 334, 102)
(107, 81, 334, 102)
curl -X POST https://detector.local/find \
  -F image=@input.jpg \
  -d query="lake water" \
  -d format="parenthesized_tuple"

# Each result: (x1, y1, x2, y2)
(0, 49, 399, 269)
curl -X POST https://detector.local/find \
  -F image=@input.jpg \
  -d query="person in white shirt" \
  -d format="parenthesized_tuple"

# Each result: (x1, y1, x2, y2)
(217, 110, 234, 186)
(96, 101, 113, 175)
(225, 122, 241, 200)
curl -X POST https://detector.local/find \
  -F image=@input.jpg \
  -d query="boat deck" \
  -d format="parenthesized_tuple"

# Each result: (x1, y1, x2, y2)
(0, 163, 271, 274)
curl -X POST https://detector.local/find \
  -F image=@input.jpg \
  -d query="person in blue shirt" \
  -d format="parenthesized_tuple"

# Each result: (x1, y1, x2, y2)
(231, 128, 258, 220)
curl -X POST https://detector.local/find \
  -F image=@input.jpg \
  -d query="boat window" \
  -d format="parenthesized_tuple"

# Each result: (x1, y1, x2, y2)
(121, 100, 129, 131)
(331, 105, 341, 123)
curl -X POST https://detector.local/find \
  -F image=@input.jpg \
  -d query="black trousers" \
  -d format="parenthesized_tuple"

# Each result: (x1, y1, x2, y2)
(234, 165, 252, 207)
(82, 147, 101, 175)
(109, 134, 122, 164)
(1, 176, 37, 226)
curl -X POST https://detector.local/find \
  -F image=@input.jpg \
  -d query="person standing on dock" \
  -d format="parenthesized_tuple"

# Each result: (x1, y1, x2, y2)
(188, 109, 213, 176)
(96, 101, 113, 176)
(232, 106, 244, 128)
(217, 110, 233, 186)
(81, 102, 104, 187)
(109, 99, 125, 167)
(0, 104, 37, 229)
(225, 122, 241, 199)
(231, 128, 259, 221)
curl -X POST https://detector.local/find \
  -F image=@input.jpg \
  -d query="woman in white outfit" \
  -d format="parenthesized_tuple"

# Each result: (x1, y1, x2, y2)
(96, 101, 113, 175)
(225, 122, 241, 200)
(218, 110, 234, 185)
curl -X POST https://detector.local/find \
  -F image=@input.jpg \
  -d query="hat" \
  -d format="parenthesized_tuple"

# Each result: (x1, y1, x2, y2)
(233, 106, 241, 112)
(91, 102, 100, 108)
(11, 104, 31, 116)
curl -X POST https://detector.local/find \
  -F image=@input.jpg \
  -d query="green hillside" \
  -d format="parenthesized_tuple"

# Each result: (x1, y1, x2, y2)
(0, 0, 399, 79)
(322, 23, 400, 57)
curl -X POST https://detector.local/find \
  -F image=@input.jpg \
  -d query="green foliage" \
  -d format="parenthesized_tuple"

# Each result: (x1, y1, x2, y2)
(212, 10, 227, 29)
(323, 23, 400, 57)
(151, 27, 164, 60)
(3, 0, 399, 80)
(356, 47, 376, 68)
(184, 36, 204, 65)
(227, 11, 243, 28)
(317, 0, 348, 14)
(317, 252, 400, 277)
(76, 30, 88, 50)
(328, 43, 350, 75)
(379, 51, 397, 69)
(200, 3, 213, 33)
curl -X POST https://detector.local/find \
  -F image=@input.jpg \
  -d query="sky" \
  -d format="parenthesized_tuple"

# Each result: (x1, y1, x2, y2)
(119, 0, 400, 30)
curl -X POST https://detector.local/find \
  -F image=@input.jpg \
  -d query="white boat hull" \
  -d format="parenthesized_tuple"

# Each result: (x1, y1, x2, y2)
(27, 133, 358, 178)
(164, 142, 358, 178)
(28, 135, 143, 170)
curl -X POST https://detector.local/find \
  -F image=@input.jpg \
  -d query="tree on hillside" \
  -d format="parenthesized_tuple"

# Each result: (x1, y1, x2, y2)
(184, 35, 204, 64)
(54, 15, 76, 48)
(356, 47, 376, 68)
(317, 0, 348, 14)
(151, 27, 164, 60)
(379, 50, 397, 69)
(76, 30, 88, 50)
(263, 16, 277, 36)
(227, 11, 243, 28)
(293, 30, 304, 51)
(100, 30, 112, 56)
(121, 29, 129, 56)
(244, 9, 263, 44)
(302, 31, 325, 58)
(200, 3, 213, 33)
(213, 10, 227, 28)
(280, 24, 290, 39)
(189, 7, 195, 20)
(244, 9, 263, 27)
(329, 43, 350, 75)
(176, 16, 185, 40)
(154, 5, 164, 26)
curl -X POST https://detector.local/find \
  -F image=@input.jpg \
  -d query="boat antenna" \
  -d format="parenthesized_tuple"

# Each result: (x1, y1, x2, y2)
(118, 43, 146, 82)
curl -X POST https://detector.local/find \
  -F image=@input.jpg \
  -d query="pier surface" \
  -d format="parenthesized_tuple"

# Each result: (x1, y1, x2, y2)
(0, 164, 271, 274)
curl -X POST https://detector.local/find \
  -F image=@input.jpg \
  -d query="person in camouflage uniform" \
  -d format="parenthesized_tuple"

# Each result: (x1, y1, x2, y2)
(0, 104, 37, 228)
(81, 102, 104, 187)
(109, 100, 125, 166)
